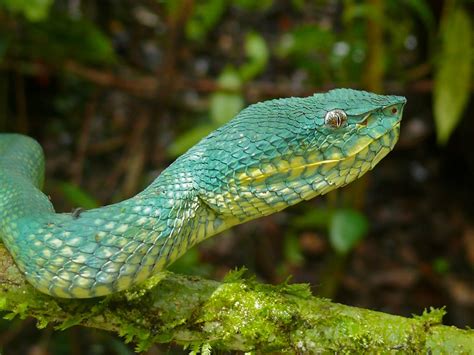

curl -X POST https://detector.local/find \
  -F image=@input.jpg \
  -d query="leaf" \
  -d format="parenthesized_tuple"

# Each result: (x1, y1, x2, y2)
(276, 25, 335, 82)
(210, 66, 244, 124)
(0, 297, 6, 310)
(185, 0, 227, 41)
(284, 233, 304, 265)
(329, 209, 368, 255)
(168, 247, 213, 277)
(22, 16, 116, 65)
(292, 208, 333, 229)
(233, 0, 273, 11)
(58, 182, 100, 209)
(433, 257, 450, 274)
(277, 25, 335, 58)
(167, 123, 217, 157)
(401, 0, 435, 33)
(239, 32, 269, 82)
(56, 315, 84, 331)
(0, 0, 53, 21)
(169, 67, 242, 158)
(201, 343, 212, 355)
(433, 7, 472, 144)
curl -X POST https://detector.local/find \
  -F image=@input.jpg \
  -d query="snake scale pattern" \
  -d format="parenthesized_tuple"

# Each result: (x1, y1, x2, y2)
(0, 89, 406, 298)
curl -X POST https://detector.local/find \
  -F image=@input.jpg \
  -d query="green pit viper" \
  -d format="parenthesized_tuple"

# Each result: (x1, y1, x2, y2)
(0, 89, 406, 298)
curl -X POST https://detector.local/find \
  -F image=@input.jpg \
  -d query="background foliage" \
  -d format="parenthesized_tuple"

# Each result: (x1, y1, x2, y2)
(0, 0, 472, 353)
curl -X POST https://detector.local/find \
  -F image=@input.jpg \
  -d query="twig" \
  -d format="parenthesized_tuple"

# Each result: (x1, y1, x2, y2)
(70, 93, 98, 185)
(64, 63, 441, 99)
(122, 107, 150, 198)
(14, 70, 28, 133)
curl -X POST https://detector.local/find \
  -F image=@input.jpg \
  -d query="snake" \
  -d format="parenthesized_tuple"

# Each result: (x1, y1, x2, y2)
(0, 89, 406, 298)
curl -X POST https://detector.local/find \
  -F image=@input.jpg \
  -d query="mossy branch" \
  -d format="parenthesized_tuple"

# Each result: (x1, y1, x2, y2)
(0, 245, 473, 353)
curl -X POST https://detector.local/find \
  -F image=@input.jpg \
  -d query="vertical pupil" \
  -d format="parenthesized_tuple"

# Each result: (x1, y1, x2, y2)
(325, 110, 347, 128)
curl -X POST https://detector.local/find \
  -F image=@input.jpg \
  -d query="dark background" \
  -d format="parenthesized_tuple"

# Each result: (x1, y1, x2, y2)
(0, 0, 472, 354)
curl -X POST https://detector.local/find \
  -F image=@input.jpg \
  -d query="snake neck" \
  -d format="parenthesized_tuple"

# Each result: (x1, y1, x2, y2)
(1, 150, 231, 297)
(0, 135, 53, 224)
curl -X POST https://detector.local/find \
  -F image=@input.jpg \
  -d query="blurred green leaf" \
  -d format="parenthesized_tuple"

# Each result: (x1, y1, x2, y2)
(233, 0, 273, 11)
(163, 0, 182, 18)
(216, 65, 242, 91)
(277, 25, 335, 58)
(329, 209, 368, 255)
(433, 6, 472, 144)
(433, 257, 450, 274)
(185, 0, 227, 41)
(56, 316, 84, 331)
(58, 182, 100, 209)
(276, 25, 335, 82)
(343, 4, 380, 23)
(169, 68, 243, 158)
(239, 32, 269, 82)
(210, 67, 244, 124)
(202, 343, 212, 355)
(0, 0, 53, 21)
(168, 247, 213, 277)
(291, 0, 305, 10)
(284, 233, 304, 265)
(401, 0, 435, 33)
(22, 16, 116, 65)
(210, 91, 243, 124)
(292, 208, 333, 229)
(167, 123, 216, 157)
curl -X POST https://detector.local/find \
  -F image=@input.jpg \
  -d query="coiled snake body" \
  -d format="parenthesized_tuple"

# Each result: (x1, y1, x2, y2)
(0, 89, 406, 298)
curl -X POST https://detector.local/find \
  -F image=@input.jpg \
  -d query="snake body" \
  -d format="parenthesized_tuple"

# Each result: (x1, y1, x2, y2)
(0, 89, 406, 298)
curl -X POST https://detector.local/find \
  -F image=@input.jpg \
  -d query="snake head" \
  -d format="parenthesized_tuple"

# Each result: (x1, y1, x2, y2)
(186, 89, 406, 221)
(312, 89, 406, 165)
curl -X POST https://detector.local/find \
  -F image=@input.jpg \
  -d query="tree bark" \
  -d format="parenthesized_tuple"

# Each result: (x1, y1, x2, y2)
(0, 244, 472, 353)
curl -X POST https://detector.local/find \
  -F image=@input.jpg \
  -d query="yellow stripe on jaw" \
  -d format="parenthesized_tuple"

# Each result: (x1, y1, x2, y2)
(237, 157, 340, 185)
(234, 131, 391, 187)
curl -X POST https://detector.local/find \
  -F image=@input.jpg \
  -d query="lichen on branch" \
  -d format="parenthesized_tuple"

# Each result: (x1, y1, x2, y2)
(0, 244, 473, 353)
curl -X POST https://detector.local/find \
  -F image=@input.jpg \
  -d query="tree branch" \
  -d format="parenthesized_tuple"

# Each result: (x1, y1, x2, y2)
(0, 244, 472, 353)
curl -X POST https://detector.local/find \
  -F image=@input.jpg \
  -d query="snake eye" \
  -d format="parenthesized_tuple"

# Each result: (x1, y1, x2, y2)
(324, 109, 347, 128)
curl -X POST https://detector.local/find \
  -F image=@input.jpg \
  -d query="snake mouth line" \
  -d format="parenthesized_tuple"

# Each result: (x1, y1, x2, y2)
(238, 119, 401, 185)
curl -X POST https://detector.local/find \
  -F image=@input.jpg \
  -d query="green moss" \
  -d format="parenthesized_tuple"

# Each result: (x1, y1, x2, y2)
(198, 280, 306, 351)
(415, 306, 446, 326)
(0, 262, 472, 353)
(0, 297, 7, 310)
